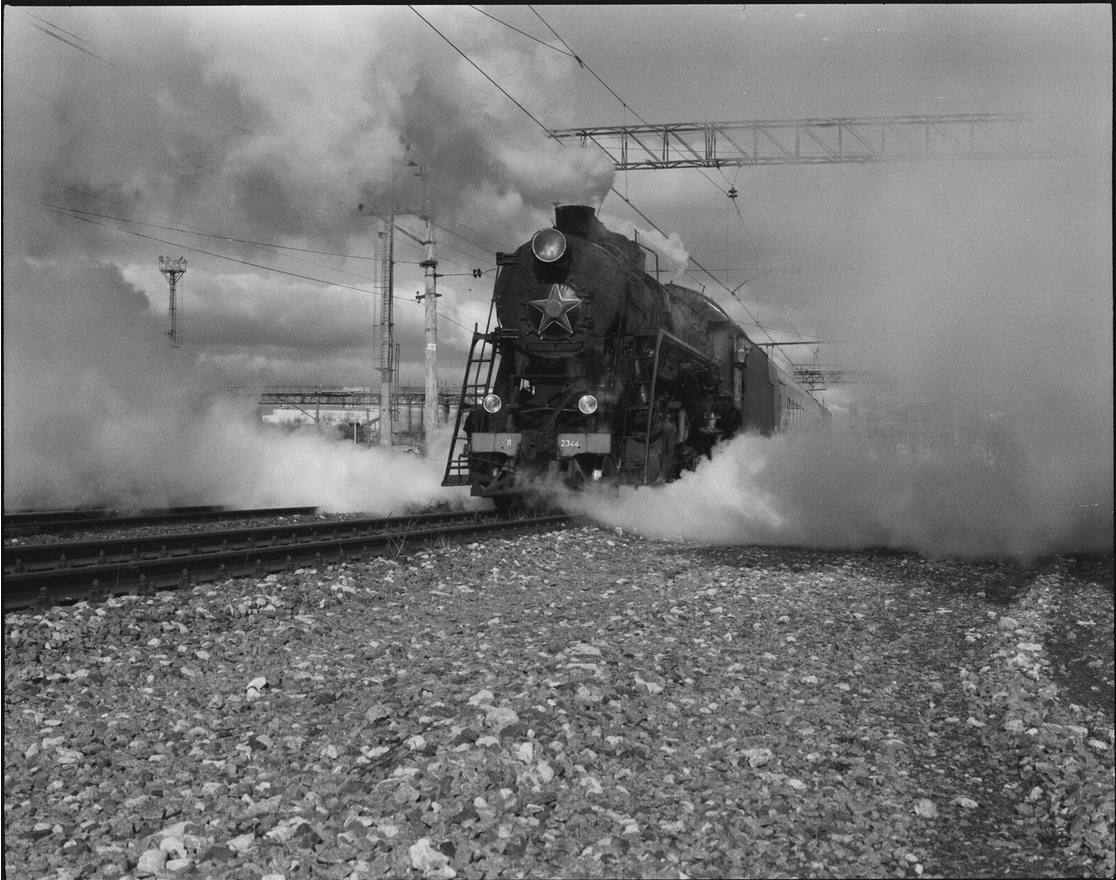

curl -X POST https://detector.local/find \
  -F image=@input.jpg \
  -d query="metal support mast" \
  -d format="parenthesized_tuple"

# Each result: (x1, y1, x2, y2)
(159, 256, 187, 347)
(376, 218, 395, 448)
(413, 159, 441, 447)
(360, 148, 441, 449)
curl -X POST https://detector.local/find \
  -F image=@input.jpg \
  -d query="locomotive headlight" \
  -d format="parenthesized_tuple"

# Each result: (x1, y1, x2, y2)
(578, 394, 598, 415)
(531, 228, 567, 263)
(482, 394, 503, 414)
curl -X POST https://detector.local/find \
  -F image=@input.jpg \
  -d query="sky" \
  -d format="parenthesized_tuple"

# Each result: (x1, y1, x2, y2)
(2, 5, 1112, 556)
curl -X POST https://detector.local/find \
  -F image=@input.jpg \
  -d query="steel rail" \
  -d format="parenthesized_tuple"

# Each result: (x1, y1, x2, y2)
(3, 510, 500, 574)
(3, 506, 319, 537)
(2, 513, 571, 612)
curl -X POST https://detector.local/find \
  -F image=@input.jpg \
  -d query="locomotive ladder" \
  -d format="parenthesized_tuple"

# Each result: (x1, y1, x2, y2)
(443, 317, 501, 487)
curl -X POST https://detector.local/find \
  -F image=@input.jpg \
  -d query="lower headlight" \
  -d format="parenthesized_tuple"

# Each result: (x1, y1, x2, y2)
(483, 394, 503, 414)
(578, 394, 598, 415)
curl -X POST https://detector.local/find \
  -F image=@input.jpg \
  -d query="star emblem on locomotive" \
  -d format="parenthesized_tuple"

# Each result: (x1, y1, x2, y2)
(529, 284, 580, 335)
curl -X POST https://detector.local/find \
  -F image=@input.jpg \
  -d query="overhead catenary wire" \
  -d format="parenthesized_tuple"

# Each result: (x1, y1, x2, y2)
(469, 6, 577, 58)
(15, 9, 253, 135)
(40, 203, 477, 335)
(410, 6, 553, 137)
(46, 174, 492, 285)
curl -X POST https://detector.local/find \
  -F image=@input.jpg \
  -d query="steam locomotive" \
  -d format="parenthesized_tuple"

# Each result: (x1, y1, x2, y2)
(443, 205, 827, 507)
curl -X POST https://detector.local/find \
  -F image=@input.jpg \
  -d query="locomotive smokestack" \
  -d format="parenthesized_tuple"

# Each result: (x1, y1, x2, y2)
(554, 205, 599, 239)
(556, 205, 644, 269)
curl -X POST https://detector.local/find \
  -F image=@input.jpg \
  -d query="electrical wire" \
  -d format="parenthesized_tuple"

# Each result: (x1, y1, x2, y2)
(15, 9, 253, 135)
(410, 6, 553, 137)
(42, 202, 482, 336)
(469, 7, 577, 58)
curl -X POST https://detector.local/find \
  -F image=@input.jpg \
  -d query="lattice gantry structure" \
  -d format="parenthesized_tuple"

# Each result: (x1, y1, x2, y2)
(159, 256, 187, 347)
(550, 113, 1065, 170)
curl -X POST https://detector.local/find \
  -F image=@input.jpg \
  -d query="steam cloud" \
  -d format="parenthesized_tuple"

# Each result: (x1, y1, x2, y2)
(564, 156, 1114, 560)
(2, 7, 612, 513)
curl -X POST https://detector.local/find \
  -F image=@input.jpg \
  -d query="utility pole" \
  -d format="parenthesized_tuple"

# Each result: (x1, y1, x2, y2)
(358, 148, 441, 450)
(376, 217, 395, 449)
(159, 256, 187, 347)
(413, 158, 441, 447)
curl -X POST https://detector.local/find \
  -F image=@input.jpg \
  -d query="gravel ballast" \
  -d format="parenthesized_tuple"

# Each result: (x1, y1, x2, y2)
(4, 526, 1113, 879)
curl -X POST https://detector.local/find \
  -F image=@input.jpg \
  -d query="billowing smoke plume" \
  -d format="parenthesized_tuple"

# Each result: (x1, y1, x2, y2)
(564, 155, 1114, 560)
(2, 7, 612, 512)
(562, 427, 1112, 560)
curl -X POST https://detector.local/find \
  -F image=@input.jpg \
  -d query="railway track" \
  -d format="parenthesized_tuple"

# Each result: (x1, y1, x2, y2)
(2, 508, 570, 611)
(2, 505, 319, 538)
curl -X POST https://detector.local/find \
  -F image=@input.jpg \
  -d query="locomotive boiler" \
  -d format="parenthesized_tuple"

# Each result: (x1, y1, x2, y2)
(443, 205, 826, 507)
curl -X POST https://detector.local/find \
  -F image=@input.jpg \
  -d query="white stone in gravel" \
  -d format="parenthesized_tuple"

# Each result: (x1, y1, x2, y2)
(228, 831, 256, 853)
(166, 858, 193, 873)
(364, 703, 391, 724)
(516, 741, 535, 764)
(580, 774, 604, 795)
(468, 689, 494, 706)
(246, 677, 268, 701)
(742, 748, 773, 768)
(377, 822, 402, 839)
(135, 848, 167, 877)
(484, 705, 519, 731)
(409, 837, 456, 879)
(266, 818, 309, 843)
